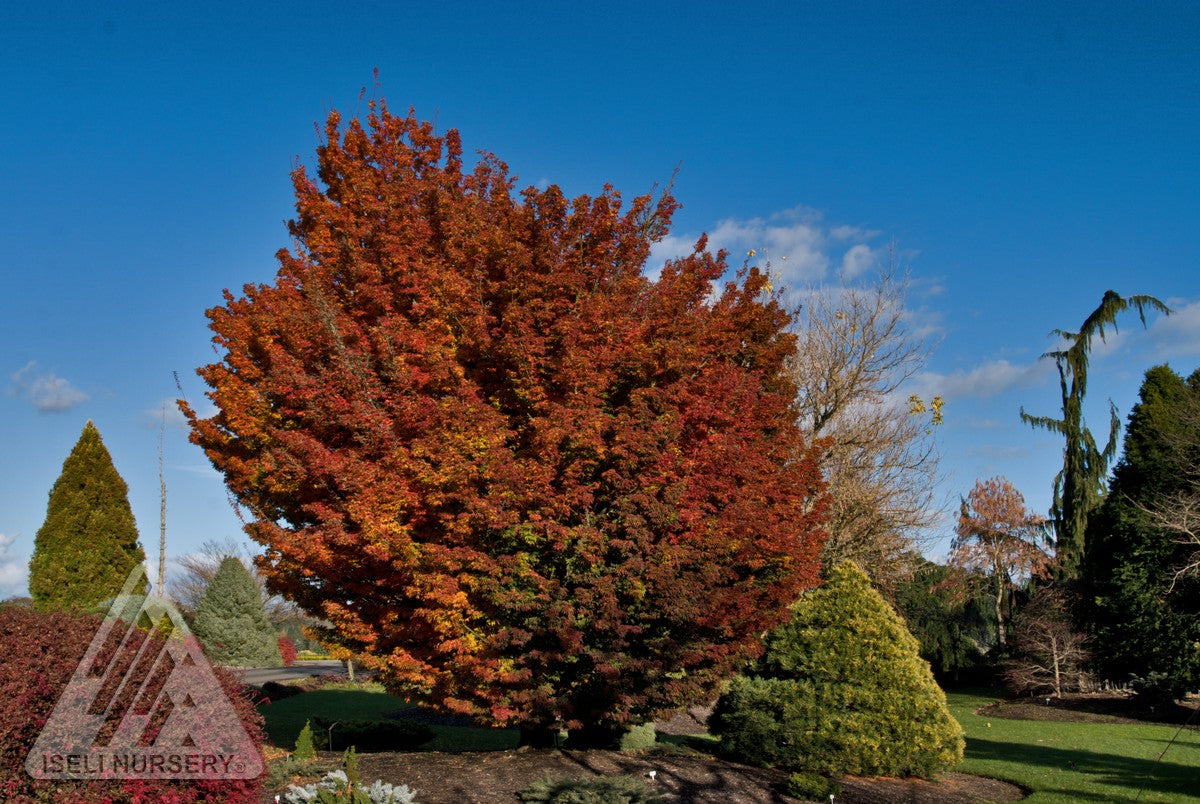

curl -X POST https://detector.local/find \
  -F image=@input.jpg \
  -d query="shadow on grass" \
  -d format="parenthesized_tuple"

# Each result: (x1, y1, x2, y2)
(967, 735, 1198, 799)
(655, 732, 721, 756)
(259, 687, 520, 752)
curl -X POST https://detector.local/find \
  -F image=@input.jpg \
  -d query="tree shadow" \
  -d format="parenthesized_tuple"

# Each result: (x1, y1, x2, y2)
(967, 735, 1198, 799)
(560, 749, 796, 803)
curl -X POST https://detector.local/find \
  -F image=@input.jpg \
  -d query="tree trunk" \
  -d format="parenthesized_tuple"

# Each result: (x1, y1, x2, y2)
(995, 580, 1007, 647)
(1051, 635, 1061, 697)
(518, 725, 559, 748)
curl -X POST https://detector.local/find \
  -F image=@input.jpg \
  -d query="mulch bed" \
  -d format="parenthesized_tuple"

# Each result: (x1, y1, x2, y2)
(977, 691, 1200, 729)
(262, 687, 1200, 802)
(266, 703, 1024, 803)
(348, 749, 1024, 804)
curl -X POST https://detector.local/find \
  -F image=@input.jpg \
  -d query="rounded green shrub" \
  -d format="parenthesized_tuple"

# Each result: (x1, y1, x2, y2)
(785, 771, 842, 800)
(618, 722, 657, 750)
(711, 561, 964, 779)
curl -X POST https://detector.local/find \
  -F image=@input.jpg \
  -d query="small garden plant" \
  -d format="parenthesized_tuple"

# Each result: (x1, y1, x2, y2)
(284, 748, 417, 803)
(294, 719, 318, 762)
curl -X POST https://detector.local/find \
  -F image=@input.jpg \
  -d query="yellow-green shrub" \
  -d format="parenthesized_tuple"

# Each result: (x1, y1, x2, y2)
(711, 561, 964, 778)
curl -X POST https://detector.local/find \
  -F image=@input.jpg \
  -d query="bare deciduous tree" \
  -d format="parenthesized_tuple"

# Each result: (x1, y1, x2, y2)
(1133, 488, 1200, 588)
(1004, 585, 1090, 697)
(787, 266, 941, 591)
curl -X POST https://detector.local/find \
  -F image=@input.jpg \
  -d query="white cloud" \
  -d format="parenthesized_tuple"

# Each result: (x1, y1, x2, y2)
(645, 232, 701, 280)
(707, 206, 831, 282)
(1149, 298, 1200, 358)
(0, 533, 25, 597)
(911, 358, 1056, 401)
(829, 224, 879, 242)
(838, 243, 876, 280)
(138, 398, 191, 430)
(9, 362, 88, 412)
(646, 205, 889, 292)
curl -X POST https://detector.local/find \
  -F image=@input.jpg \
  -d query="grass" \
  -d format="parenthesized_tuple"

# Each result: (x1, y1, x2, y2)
(258, 681, 520, 753)
(947, 689, 1200, 803)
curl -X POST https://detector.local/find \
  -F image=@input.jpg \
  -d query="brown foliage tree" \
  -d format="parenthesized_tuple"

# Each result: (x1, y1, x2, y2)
(184, 100, 827, 742)
(951, 477, 1052, 647)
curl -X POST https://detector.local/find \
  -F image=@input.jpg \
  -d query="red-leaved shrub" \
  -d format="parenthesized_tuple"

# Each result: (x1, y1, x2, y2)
(277, 634, 297, 667)
(0, 604, 266, 802)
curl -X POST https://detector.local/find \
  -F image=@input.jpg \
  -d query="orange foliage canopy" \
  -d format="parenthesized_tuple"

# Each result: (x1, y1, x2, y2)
(185, 101, 826, 733)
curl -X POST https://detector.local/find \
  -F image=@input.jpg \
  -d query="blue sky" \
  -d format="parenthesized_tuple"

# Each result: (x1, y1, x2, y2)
(2, 1, 1197, 597)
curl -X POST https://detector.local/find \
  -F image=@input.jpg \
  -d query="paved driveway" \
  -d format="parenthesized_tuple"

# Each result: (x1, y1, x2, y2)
(233, 659, 348, 685)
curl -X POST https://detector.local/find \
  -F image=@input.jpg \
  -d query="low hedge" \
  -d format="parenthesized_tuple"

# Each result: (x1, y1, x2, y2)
(0, 605, 266, 802)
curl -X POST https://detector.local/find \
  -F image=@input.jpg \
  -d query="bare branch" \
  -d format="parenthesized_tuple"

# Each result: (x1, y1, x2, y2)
(788, 266, 942, 590)
(167, 537, 298, 622)
(1129, 489, 1200, 590)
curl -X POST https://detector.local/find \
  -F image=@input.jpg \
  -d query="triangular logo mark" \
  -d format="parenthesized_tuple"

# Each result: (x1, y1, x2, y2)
(26, 565, 264, 780)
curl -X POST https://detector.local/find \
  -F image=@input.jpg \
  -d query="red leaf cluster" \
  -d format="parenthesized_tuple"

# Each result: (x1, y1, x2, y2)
(186, 101, 827, 732)
(277, 634, 297, 667)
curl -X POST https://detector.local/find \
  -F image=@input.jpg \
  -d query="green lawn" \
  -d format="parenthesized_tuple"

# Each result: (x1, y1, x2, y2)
(258, 681, 520, 753)
(947, 689, 1200, 803)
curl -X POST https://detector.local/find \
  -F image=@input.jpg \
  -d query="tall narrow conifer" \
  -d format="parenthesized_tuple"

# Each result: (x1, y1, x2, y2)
(1020, 290, 1170, 577)
(29, 421, 147, 611)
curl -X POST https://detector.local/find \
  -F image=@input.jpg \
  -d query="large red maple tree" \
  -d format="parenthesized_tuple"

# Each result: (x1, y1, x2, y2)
(185, 100, 827, 743)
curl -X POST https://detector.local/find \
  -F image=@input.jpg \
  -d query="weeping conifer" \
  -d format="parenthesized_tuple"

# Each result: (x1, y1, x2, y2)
(1020, 290, 1170, 578)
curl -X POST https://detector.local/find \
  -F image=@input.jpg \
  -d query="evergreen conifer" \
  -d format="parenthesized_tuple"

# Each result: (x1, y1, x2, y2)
(293, 720, 316, 763)
(193, 556, 282, 667)
(1082, 365, 1200, 699)
(712, 561, 964, 778)
(29, 421, 147, 611)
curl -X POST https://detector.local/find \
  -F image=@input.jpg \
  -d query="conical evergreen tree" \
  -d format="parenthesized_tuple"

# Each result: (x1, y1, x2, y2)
(193, 556, 282, 667)
(1081, 365, 1200, 700)
(712, 562, 964, 778)
(29, 421, 147, 611)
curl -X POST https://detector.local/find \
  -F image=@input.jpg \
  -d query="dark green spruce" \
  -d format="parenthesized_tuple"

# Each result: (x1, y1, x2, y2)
(1081, 364, 1200, 700)
(28, 421, 147, 611)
